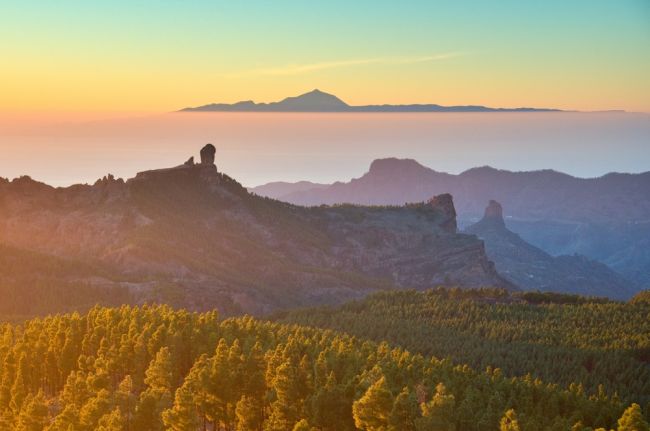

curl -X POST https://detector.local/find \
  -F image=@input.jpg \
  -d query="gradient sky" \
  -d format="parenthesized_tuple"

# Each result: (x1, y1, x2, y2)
(1, 0, 649, 114)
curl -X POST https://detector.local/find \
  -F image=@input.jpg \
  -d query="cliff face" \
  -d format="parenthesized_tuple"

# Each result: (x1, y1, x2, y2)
(0, 147, 510, 314)
(465, 201, 637, 299)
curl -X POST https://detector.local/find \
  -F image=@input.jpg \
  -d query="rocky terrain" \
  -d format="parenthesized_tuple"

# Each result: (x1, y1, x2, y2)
(465, 201, 637, 299)
(0, 145, 509, 315)
(252, 158, 650, 289)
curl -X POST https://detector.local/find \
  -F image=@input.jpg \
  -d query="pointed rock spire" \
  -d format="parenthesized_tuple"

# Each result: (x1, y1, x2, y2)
(481, 200, 505, 228)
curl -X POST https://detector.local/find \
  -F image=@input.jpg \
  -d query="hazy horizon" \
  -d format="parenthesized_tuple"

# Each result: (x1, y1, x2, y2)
(1, 111, 648, 188)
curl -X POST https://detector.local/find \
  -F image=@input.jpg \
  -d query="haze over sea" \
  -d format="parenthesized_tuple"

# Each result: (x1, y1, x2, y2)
(1, 112, 648, 187)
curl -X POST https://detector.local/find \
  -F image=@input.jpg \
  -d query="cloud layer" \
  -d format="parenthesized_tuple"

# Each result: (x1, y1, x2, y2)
(243, 53, 463, 76)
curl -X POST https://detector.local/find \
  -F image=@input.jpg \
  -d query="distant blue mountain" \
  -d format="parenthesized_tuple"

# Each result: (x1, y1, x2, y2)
(180, 89, 562, 112)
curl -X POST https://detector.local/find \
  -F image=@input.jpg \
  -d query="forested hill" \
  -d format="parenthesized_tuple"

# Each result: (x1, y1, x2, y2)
(0, 305, 647, 431)
(277, 288, 650, 410)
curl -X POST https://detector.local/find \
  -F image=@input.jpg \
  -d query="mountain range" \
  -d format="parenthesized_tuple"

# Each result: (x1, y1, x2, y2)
(181, 89, 562, 112)
(251, 158, 650, 289)
(0, 146, 509, 316)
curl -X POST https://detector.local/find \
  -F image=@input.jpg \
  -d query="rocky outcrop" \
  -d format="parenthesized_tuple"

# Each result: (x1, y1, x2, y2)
(483, 200, 505, 227)
(200, 144, 216, 165)
(428, 193, 457, 233)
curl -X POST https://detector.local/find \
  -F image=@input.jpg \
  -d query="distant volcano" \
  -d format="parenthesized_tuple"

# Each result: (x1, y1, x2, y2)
(180, 89, 562, 112)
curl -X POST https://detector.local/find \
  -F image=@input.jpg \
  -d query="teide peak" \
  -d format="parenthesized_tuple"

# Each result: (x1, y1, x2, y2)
(0, 145, 510, 315)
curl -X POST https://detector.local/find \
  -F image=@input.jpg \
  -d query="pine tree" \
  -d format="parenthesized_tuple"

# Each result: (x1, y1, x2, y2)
(145, 347, 174, 393)
(116, 375, 136, 431)
(236, 395, 264, 431)
(500, 409, 521, 431)
(15, 390, 48, 431)
(0, 351, 16, 410)
(310, 372, 350, 430)
(162, 382, 199, 431)
(9, 366, 27, 414)
(352, 376, 393, 431)
(389, 387, 418, 431)
(79, 389, 112, 431)
(266, 360, 302, 431)
(292, 419, 311, 431)
(96, 408, 125, 431)
(207, 338, 230, 428)
(48, 404, 80, 431)
(416, 383, 455, 431)
(617, 404, 649, 431)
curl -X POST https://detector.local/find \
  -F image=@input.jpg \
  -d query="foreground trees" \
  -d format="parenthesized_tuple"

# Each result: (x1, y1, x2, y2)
(0, 304, 646, 430)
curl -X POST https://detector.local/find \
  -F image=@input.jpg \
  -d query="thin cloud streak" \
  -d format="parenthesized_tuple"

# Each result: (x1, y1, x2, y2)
(226, 53, 463, 77)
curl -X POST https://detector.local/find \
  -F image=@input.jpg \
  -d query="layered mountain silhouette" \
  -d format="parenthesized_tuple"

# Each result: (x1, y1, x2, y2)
(465, 201, 637, 299)
(0, 146, 510, 316)
(251, 158, 650, 290)
(181, 89, 561, 112)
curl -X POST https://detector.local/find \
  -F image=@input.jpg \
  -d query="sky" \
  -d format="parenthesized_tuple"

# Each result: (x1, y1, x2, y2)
(1, 0, 649, 114)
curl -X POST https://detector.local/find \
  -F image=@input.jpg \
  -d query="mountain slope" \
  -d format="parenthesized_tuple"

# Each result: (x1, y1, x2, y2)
(0, 146, 509, 315)
(465, 201, 637, 299)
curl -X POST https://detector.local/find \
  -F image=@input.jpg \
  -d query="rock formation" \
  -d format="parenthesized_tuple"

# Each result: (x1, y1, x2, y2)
(428, 193, 457, 233)
(465, 200, 637, 299)
(200, 144, 216, 165)
(480, 200, 506, 228)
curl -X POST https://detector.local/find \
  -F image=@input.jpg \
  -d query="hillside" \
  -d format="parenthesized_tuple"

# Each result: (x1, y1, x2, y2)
(0, 145, 508, 316)
(0, 243, 133, 318)
(277, 288, 650, 409)
(465, 201, 637, 299)
(0, 305, 644, 430)
(252, 158, 650, 288)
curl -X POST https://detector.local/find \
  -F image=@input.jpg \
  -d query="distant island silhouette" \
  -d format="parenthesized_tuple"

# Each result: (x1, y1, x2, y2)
(180, 89, 563, 113)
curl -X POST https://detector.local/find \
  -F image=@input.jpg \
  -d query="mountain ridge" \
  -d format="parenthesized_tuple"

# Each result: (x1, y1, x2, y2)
(251, 158, 650, 289)
(181, 89, 563, 112)
(0, 145, 511, 316)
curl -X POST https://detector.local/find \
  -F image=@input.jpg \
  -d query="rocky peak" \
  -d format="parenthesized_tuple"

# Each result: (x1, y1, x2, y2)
(368, 158, 428, 177)
(428, 193, 457, 233)
(480, 200, 506, 228)
(200, 144, 216, 166)
(94, 174, 125, 187)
